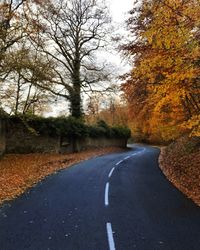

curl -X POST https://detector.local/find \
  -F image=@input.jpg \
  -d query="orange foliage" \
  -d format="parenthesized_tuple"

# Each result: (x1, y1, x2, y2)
(85, 93, 129, 127)
(159, 136, 200, 206)
(0, 147, 123, 204)
(122, 0, 200, 142)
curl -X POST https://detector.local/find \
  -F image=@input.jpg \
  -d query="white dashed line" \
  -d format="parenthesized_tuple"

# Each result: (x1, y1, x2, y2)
(105, 182, 109, 206)
(116, 160, 123, 166)
(131, 148, 145, 157)
(105, 148, 147, 250)
(106, 223, 116, 250)
(108, 167, 115, 178)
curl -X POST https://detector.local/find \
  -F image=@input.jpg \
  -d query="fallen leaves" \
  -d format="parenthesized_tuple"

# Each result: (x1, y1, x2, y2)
(0, 147, 124, 205)
(159, 136, 200, 206)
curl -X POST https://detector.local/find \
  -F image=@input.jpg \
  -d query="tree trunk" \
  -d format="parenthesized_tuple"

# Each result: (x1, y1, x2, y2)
(70, 53, 82, 118)
(15, 73, 21, 115)
(70, 85, 82, 118)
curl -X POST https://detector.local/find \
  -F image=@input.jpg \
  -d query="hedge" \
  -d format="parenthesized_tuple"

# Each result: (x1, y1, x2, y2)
(7, 115, 131, 139)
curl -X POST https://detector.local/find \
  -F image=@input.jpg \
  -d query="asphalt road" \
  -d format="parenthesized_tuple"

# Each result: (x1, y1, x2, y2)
(0, 145, 200, 250)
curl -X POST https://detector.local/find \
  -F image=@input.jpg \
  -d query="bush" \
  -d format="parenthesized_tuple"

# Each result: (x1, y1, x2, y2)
(87, 120, 131, 139)
(87, 125, 106, 138)
(111, 126, 131, 139)
(8, 116, 131, 139)
(8, 115, 87, 138)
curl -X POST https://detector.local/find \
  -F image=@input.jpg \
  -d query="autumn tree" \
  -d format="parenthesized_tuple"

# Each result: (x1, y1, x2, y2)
(0, 0, 25, 53)
(0, 0, 30, 76)
(0, 44, 54, 115)
(122, 0, 200, 142)
(31, 0, 112, 118)
(0, 0, 57, 115)
(85, 91, 129, 127)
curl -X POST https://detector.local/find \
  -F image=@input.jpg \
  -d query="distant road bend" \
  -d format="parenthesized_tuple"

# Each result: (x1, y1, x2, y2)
(0, 145, 200, 250)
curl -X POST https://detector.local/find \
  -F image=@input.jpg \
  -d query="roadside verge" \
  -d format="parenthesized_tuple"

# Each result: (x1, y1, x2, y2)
(0, 147, 125, 205)
(159, 136, 200, 207)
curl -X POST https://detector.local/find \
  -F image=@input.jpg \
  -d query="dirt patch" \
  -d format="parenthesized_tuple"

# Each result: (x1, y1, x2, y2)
(0, 147, 125, 205)
(159, 136, 200, 206)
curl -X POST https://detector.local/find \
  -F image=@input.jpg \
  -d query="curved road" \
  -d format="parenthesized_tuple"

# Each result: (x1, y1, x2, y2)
(0, 145, 200, 250)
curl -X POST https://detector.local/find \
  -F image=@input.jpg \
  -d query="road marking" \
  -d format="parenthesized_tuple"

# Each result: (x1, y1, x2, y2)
(116, 160, 123, 166)
(108, 167, 115, 178)
(106, 223, 116, 250)
(105, 182, 109, 206)
(131, 148, 145, 157)
(124, 156, 130, 160)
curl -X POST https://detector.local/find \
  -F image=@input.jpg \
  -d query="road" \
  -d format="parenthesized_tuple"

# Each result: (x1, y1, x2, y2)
(0, 145, 200, 250)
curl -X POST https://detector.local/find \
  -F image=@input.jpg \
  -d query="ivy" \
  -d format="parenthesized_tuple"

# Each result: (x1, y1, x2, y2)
(8, 115, 131, 139)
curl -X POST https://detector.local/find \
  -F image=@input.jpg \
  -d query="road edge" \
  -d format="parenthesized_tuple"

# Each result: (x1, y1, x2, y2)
(158, 147, 200, 207)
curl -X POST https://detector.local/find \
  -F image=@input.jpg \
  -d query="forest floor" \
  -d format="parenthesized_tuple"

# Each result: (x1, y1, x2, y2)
(159, 136, 200, 206)
(0, 147, 124, 205)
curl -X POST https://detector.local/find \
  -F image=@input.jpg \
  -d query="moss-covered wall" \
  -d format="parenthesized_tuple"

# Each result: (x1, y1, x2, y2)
(5, 119, 128, 154)
(6, 120, 61, 153)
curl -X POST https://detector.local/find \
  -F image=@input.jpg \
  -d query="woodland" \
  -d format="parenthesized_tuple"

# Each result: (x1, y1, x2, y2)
(121, 0, 200, 143)
(0, 0, 200, 205)
(0, 0, 199, 144)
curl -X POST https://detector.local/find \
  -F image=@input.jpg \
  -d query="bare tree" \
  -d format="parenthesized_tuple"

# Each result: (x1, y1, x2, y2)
(33, 0, 112, 118)
(0, 0, 57, 116)
(0, 39, 55, 115)
(0, 0, 28, 66)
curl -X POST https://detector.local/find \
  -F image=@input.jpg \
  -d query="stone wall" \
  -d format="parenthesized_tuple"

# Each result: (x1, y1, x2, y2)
(0, 119, 6, 156)
(6, 120, 60, 153)
(60, 137, 127, 153)
(5, 119, 127, 154)
(78, 137, 127, 151)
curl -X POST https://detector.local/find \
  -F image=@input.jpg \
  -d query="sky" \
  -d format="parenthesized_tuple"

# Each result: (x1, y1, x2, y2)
(107, 0, 133, 69)
(97, 0, 134, 78)
(48, 0, 134, 116)
(108, 0, 133, 23)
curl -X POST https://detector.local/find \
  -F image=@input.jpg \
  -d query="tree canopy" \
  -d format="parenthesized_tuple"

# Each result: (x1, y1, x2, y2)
(122, 0, 200, 142)
(0, 0, 112, 118)
(30, 0, 112, 118)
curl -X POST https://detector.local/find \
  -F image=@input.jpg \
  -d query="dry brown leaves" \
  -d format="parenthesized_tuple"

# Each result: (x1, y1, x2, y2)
(159, 138, 200, 206)
(0, 147, 124, 205)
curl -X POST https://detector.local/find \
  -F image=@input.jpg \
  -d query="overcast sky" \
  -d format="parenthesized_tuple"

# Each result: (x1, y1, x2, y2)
(101, 0, 133, 76)
(48, 0, 134, 116)
(108, 0, 133, 23)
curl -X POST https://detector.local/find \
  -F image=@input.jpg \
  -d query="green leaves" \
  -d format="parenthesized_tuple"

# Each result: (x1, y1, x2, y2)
(8, 115, 131, 139)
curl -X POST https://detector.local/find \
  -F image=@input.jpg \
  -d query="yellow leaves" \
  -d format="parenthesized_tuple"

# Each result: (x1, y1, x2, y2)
(160, 136, 200, 206)
(123, 0, 200, 142)
(181, 115, 200, 137)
